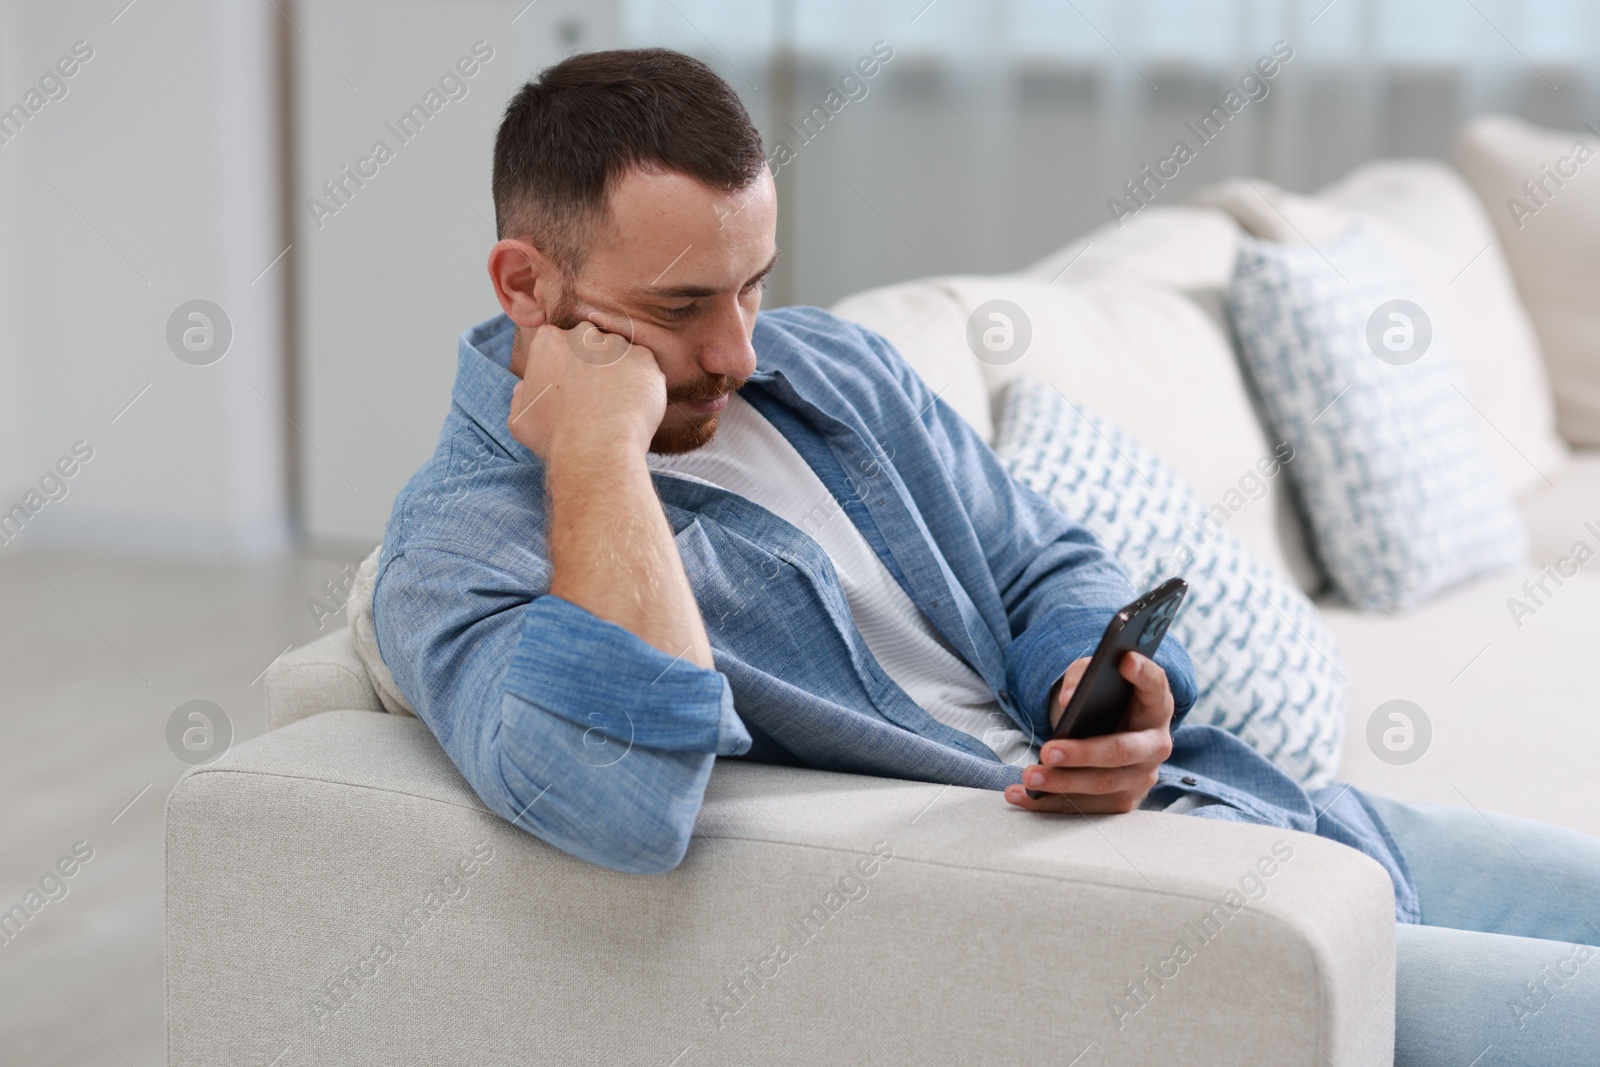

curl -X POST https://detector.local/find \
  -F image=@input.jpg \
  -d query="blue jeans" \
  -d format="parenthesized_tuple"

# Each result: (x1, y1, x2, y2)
(1363, 793, 1600, 1065)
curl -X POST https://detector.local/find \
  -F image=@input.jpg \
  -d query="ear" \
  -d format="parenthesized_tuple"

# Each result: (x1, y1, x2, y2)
(487, 237, 561, 329)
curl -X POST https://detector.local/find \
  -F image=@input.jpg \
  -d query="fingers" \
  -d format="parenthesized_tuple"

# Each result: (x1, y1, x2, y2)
(535, 317, 634, 370)
(1119, 651, 1175, 732)
(1048, 656, 1090, 732)
(1004, 783, 1146, 815)
(1008, 654, 1173, 817)
(1120, 650, 1164, 695)
(1022, 760, 1160, 796)
(572, 305, 635, 344)
(1061, 656, 1090, 689)
(1036, 726, 1172, 771)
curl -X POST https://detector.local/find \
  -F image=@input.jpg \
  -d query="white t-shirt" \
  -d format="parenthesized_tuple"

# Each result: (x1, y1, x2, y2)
(647, 393, 1039, 767)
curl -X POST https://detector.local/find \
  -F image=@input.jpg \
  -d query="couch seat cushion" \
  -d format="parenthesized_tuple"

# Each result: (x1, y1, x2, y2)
(1325, 570, 1600, 837)
(1517, 449, 1600, 569)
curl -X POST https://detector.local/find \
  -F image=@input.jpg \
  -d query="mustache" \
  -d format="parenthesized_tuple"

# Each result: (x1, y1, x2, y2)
(669, 374, 745, 405)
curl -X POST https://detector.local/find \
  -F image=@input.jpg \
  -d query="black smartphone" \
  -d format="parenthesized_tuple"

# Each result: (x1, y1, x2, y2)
(1026, 577, 1187, 799)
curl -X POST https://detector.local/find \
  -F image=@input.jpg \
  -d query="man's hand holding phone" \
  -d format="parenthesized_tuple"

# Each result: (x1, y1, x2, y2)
(1003, 651, 1176, 814)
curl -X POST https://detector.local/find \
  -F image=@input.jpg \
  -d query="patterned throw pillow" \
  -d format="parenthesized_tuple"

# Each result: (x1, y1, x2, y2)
(1227, 225, 1528, 611)
(995, 375, 1347, 789)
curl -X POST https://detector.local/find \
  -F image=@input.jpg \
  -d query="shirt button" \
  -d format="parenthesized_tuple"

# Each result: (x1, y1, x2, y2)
(1181, 776, 1197, 786)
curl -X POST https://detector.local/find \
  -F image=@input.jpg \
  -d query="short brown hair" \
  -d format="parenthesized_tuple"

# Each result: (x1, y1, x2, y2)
(492, 48, 767, 273)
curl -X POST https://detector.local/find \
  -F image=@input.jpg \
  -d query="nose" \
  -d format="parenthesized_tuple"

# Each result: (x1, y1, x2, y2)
(697, 301, 758, 382)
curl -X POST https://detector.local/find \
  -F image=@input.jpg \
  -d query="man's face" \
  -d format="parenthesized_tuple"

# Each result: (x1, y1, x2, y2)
(548, 167, 778, 454)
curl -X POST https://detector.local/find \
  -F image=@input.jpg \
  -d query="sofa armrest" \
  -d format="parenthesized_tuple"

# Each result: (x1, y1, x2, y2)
(166, 711, 1395, 1066)
(262, 627, 384, 730)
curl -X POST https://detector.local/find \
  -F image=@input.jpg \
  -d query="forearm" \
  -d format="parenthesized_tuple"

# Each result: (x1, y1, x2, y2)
(376, 550, 745, 874)
(545, 442, 714, 669)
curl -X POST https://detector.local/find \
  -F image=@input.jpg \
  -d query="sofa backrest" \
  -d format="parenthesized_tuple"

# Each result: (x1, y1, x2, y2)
(830, 205, 1324, 595)
(1453, 114, 1600, 448)
(829, 156, 1575, 596)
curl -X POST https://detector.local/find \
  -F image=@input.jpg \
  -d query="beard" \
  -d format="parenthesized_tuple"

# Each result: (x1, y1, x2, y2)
(651, 373, 745, 455)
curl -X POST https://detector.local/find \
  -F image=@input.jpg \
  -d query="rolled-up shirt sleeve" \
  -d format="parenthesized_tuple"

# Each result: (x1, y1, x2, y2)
(506, 595, 748, 754)
(374, 542, 750, 875)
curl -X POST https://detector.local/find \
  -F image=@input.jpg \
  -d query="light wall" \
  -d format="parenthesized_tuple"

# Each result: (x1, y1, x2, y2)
(0, 0, 291, 560)
(292, 0, 621, 552)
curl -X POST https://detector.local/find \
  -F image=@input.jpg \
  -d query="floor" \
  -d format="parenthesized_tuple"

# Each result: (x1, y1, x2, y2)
(0, 545, 374, 1066)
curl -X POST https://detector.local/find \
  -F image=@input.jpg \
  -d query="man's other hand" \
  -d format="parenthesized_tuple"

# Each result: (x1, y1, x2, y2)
(507, 319, 666, 461)
(1004, 651, 1175, 814)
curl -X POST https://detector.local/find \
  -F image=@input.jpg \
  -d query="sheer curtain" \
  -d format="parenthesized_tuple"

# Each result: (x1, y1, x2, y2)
(620, 0, 1600, 308)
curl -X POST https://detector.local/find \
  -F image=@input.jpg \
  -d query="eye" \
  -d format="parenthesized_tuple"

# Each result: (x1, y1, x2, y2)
(658, 302, 696, 321)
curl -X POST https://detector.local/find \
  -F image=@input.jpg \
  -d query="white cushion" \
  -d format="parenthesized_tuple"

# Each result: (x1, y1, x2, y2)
(1022, 207, 1326, 595)
(1195, 164, 1569, 496)
(838, 206, 1327, 595)
(1192, 177, 1349, 244)
(828, 282, 994, 442)
(1021, 206, 1248, 407)
(1228, 226, 1529, 611)
(1453, 114, 1600, 447)
(929, 273, 1316, 593)
(1024, 205, 1243, 295)
(347, 543, 415, 716)
(995, 376, 1348, 787)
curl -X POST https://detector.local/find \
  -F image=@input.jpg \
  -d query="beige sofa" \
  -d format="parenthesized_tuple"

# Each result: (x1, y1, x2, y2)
(167, 129, 1599, 1065)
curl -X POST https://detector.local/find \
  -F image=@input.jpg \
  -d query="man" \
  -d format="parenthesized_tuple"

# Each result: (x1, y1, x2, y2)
(375, 48, 1600, 1064)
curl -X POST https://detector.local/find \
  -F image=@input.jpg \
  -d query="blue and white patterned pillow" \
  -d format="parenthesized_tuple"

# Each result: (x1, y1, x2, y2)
(995, 375, 1347, 789)
(1227, 225, 1528, 611)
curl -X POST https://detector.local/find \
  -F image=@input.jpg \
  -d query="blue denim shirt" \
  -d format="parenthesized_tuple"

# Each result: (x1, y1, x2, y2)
(374, 308, 1419, 924)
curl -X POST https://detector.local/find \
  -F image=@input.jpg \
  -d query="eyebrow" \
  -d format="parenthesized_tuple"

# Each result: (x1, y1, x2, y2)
(641, 248, 781, 300)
